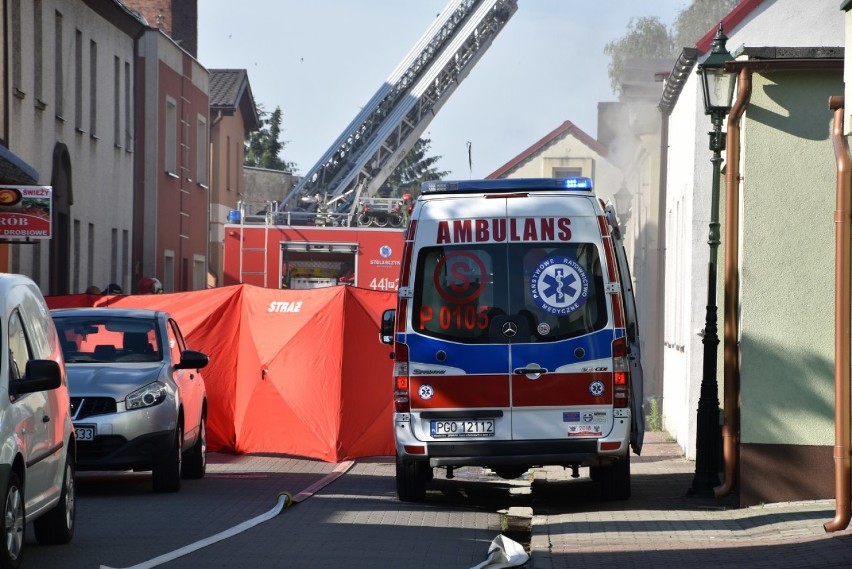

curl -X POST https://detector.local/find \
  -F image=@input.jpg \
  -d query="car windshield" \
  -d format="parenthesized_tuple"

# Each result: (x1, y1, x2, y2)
(413, 242, 607, 344)
(53, 316, 163, 363)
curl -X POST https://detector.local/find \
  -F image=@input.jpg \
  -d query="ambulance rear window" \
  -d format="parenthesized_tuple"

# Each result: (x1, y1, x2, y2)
(412, 242, 607, 343)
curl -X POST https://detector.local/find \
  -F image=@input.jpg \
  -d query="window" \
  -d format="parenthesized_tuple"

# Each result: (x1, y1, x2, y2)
(192, 254, 206, 290)
(55, 11, 64, 118)
(122, 230, 129, 292)
(164, 250, 175, 292)
(165, 97, 177, 174)
(111, 228, 118, 284)
(225, 135, 231, 190)
(73, 219, 80, 292)
(553, 167, 582, 178)
(413, 242, 606, 344)
(196, 115, 208, 185)
(74, 29, 83, 131)
(8, 311, 32, 384)
(124, 62, 132, 150)
(87, 223, 94, 287)
(89, 40, 97, 136)
(12, 0, 22, 98)
(113, 57, 120, 146)
(34, 0, 43, 105)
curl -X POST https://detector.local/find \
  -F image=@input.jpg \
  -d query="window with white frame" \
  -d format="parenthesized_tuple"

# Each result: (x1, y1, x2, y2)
(165, 97, 177, 175)
(193, 254, 206, 290)
(164, 250, 175, 292)
(196, 114, 208, 185)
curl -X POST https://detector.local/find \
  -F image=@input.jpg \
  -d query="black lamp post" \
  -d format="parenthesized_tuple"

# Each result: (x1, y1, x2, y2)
(614, 185, 632, 227)
(689, 24, 736, 497)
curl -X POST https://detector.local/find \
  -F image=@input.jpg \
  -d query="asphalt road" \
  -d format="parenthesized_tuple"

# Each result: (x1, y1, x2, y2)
(23, 453, 524, 569)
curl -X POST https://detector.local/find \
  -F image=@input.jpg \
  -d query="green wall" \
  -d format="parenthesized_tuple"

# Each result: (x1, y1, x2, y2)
(739, 70, 841, 446)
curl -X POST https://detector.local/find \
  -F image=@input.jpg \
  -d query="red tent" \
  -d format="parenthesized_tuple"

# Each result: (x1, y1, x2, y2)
(47, 285, 397, 462)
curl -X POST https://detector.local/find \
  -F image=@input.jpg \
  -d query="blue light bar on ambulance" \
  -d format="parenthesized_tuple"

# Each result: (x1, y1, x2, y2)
(421, 177, 593, 194)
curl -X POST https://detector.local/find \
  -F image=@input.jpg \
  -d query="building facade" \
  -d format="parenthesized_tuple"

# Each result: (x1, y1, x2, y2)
(134, 28, 209, 293)
(4, 0, 144, 294)
(208, 69, 259, 287)
(660, 0, 843, 504)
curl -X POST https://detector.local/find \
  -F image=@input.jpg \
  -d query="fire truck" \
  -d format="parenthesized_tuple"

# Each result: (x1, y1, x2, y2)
(223, 0, 518, 290)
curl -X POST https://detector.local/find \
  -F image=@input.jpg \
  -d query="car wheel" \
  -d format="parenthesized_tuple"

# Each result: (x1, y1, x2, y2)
(152, 426, 182, 493)
(181, 416, 207, 480)
(33, 452, 76, 545)
(395, 454, 429, 503)
(0, 472, 24, 569)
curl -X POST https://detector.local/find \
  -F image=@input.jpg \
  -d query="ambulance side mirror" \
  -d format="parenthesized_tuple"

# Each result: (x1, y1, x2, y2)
(380, 309, 396, 345)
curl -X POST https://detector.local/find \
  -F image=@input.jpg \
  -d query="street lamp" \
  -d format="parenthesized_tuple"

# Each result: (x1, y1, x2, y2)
(614, 185, 632, 227)
(690, 23, 735, 497)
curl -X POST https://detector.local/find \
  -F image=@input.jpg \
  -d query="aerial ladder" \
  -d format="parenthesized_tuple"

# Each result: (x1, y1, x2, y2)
(277, 0, 518, 226)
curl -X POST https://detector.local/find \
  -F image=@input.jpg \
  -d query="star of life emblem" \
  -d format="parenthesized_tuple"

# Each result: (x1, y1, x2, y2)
(529, 256, 589, 316)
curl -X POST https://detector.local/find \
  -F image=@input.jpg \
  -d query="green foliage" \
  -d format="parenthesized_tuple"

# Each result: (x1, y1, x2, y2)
(604, 16, 673, 96)
(376, 138, 449, 199)
(673, 0, 741, 51)
(646, 397, 663, 432)
(245, 105, 297, 172)
(605, 1, 742, 97)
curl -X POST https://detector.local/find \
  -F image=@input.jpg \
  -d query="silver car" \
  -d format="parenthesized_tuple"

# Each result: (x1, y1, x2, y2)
(50, 307, 209, 493)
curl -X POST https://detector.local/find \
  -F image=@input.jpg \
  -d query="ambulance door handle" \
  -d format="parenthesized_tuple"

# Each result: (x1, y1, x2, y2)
(513, 366, 548, 376)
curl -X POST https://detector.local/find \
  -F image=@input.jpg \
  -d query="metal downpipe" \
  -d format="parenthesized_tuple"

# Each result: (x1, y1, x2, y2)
(715, 68, 750, 498)
(825, 96, 852, 533)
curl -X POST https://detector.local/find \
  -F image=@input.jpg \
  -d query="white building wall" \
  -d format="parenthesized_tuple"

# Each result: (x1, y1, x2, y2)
(663, 65, 702, 459)
(662, 0, 842, 460)
(7, 0, 136, 292)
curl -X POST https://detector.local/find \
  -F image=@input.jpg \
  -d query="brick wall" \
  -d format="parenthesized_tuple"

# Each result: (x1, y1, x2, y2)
(123, 0, 197, 58)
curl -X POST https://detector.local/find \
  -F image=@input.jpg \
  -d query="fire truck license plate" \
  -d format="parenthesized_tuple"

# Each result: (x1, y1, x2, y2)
(430, 419, 494, 438)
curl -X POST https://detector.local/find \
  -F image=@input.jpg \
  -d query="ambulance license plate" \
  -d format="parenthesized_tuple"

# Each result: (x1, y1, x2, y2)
(430, 419, 494, 438)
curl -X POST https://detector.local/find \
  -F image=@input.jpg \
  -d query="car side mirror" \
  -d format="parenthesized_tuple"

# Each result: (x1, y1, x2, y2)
(11, 360, 62, 396)
(380, 309, 396, 345)
(176, 349, 209, 370)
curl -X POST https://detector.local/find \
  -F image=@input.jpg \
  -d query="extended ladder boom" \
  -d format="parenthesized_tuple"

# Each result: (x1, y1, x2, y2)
(280, 0, 518, 218)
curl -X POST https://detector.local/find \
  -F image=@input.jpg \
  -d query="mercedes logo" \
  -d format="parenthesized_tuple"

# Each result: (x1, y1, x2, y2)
(501, 321, 518, 338)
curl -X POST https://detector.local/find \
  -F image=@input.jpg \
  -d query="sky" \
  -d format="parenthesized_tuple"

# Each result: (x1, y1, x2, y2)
(198, 1, 688, 181)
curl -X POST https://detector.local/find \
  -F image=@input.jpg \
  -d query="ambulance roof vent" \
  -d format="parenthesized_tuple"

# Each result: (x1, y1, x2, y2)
(421, 177, 594, 195)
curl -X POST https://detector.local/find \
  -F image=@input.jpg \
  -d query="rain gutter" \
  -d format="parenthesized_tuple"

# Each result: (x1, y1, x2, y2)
(825, 95, 851, 533)
(714, 67, 751, 498)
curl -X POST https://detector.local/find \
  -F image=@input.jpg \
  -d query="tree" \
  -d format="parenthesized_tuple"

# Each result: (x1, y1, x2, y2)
(604, 1, 742, 97)
(604, 16, 673, 97)
(377, 138, 449, 199)
(673, 0, 741, 51)
(245, 105, 297, 171)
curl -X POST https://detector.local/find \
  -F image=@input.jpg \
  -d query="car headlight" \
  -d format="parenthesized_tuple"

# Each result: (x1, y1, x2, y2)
(126, 381, 167, 410)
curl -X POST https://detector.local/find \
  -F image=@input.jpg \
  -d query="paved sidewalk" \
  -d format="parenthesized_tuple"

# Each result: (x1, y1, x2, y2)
(528, 432, 852, 569)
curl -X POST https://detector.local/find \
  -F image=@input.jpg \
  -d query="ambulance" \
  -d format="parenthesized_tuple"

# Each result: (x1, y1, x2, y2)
(379, 177, 644, 502)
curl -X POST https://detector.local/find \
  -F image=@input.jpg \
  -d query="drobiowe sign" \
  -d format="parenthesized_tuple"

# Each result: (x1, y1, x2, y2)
(0, 186, 52, 239)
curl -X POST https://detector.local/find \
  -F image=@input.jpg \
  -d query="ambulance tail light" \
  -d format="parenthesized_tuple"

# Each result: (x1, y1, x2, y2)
(394, 342, 411, 413)
(612, 337, 629, 409)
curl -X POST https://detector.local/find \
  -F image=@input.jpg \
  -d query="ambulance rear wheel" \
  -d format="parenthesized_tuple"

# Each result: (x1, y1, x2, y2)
(597, 455, 631, 500)
(395, 454, 429, 502)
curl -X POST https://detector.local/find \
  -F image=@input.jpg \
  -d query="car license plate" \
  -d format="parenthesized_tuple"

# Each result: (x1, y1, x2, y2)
(75, 425, 96, 441)
(430, 419, 494, 438)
